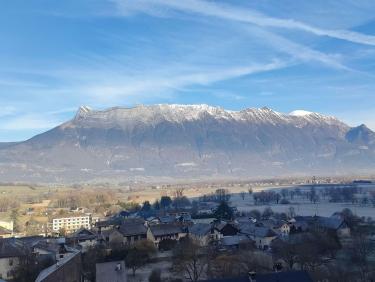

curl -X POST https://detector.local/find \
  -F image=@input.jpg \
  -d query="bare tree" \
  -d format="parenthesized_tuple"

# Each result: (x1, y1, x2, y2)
(348, 234, 375, 281)
(172, 238, 207, 282)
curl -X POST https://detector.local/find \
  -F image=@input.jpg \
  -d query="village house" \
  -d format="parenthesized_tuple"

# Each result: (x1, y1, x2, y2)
(0, 228, 12, 239)
(95, 217, 123, 233)
(0, 222, 13, 235)
(106, 219, 148, 246)
(213, 221, 239, 238)
(0, 239, 27, 281)
(258, 219, 291, 237)
(219, 235, 253, 251)
(35, 249, 82, 282)
(239, 223, 277, 250)
(189, 223, 212, 246)
(66, 228, 97, 252)
(147, 224, 185, 247)
(291, 216, 350, 237)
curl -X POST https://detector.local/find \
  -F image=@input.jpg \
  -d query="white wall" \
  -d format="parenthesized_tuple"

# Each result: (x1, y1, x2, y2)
(0, 257, 19, 280)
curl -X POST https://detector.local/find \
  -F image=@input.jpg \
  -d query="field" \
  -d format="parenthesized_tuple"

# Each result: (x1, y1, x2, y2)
(0, 181, 374, 233)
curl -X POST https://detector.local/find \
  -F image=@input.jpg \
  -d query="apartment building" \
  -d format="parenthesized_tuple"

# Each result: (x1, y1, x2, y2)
(52, 215, 91, 233)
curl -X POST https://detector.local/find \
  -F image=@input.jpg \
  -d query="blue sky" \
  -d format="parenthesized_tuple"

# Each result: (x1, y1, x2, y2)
(1, 0, 375, 141)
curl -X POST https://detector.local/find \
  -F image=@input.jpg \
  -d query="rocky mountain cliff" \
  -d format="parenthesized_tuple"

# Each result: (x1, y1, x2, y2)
(0, 104, 374, 183)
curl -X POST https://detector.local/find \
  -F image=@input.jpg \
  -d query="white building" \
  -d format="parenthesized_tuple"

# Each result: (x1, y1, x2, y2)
(52, 215, 91, 233)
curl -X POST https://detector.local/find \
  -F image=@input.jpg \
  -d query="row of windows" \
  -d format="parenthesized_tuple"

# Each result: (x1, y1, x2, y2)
(53, 217, 90, 222)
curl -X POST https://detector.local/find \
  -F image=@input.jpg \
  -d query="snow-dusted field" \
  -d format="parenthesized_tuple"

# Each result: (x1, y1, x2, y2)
(229, 190, 375, 218)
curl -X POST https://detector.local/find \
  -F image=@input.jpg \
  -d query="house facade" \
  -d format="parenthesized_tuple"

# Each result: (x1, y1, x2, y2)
(148, 224, 185, 247)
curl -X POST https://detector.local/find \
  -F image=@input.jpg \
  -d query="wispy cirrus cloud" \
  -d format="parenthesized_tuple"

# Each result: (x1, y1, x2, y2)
(112, 0, 375, 46)
(75, 60, 289, 104)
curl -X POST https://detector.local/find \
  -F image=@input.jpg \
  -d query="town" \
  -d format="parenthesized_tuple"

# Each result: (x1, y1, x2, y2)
(0, 179, 374, 282)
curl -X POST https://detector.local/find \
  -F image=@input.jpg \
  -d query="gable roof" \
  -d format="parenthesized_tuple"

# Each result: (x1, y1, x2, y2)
(239, 223, 277, 238)
(159, 215, 175, 224)
(95, 217, 122, 228)
(118, 222, 147, 236)
(0, 238, 27, 258)
(189, 223, 212, 236)
(150, 224, 182, 237)
(68, 228, 97, 240)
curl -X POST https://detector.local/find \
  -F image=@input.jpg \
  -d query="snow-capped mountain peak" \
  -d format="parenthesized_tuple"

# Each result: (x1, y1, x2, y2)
(289, 110, 314, 116)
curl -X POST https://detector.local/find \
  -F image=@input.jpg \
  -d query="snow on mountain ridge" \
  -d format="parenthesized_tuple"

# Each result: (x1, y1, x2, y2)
(72, 104, 345, 128)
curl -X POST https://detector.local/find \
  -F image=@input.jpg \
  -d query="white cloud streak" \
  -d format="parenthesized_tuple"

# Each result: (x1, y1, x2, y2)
(113, 0, 375, 46)
(81, 60, 288, 103)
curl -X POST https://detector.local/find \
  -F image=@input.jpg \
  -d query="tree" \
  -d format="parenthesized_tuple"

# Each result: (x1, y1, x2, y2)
(287, 206, 296, 219)
(142, 201, 152, 212)
(82, 245, 107, 281)
(262, 207, 273, 219)
(174, 188, 184, 198)
(271, 239, 299, 270)
(348, 234, 375, 281)
(159, 239, 177, 251)
(10, 208, 20, 232)
(173, 196, 191, 210)
(153, 200, 161, 210)
(214, 189, 231, 202)
(126, 240, 156, 276)
(248, 209, 261, 221)
(160, 196, 172, 209)
(214, 201, 233, 220)
(12, 249, 54, 282)
(210, 254, 243, 278)
(172, 238, 207, 282)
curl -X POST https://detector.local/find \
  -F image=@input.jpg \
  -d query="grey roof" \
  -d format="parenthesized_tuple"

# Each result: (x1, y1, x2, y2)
(316, 217, 345, 230)
(192, 218, 216, 224)
(150, 224, 182, 237)
(68, 228, 97, 240)
(118, 223, 147, 237)
(95, 217, 122, 228)
(189, 223, 212, 236)
(201, 270, 312, 282)
(220, 235, 249, 246)
(259, 219, 285, 229)
(239, 223, 277, 238)
(35, 250, 80, 282)
(159, 215, 175, 224)
(0, 238, 27, 258)
(96, 261, 127, 282)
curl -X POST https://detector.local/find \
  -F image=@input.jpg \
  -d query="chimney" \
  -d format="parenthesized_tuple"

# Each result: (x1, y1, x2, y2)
(248, 271, 256, 282)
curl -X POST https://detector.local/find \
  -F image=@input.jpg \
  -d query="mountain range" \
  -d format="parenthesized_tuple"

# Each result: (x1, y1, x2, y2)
(0, 104, 374, 183)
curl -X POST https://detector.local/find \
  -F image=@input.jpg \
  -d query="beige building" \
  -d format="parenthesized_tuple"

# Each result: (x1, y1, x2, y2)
(52, 215, 91, 233)
(0, 221, 13, 233)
